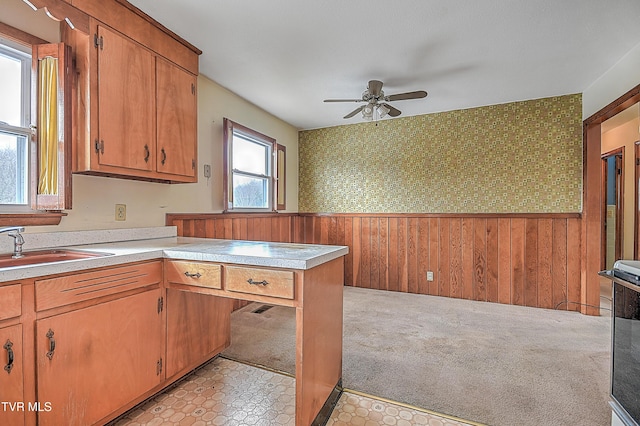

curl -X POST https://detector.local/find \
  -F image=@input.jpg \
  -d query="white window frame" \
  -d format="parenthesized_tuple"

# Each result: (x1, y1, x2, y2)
(223, 118, 276, 212)
(0, 38, 31, 211)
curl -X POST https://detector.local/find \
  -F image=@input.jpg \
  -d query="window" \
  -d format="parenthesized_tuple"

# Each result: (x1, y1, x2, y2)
(0, 23, 72, 222)
(223, 118, 277, 211)
(0, 40, 31, 207)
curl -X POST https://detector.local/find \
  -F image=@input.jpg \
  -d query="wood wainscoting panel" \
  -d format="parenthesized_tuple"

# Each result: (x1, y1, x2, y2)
(167, 212, 584, 313)
(166, 213, 298, 242)
(296, 213, 583, 312)
(486, 218, 499, 303)
(510, 218, 526, 306)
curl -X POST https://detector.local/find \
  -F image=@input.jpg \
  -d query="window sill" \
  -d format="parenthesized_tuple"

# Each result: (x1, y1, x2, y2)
(0, 212, 67, 227)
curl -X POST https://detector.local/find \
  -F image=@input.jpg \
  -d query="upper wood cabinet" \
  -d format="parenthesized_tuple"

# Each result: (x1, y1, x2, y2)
(59, 1, 200, 183)
(156, 57, 197, 179)
(96, 25, 156, 173)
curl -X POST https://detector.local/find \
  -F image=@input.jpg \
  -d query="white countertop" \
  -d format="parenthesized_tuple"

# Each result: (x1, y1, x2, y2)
(0, 227, 348, 282)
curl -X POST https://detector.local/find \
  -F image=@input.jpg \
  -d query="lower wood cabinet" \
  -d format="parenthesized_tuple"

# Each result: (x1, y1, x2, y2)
(0, 324, 24, 426)
(35, 289, 163, 426)
(1, 259, 234, 426)
(165, 288, 231, 378)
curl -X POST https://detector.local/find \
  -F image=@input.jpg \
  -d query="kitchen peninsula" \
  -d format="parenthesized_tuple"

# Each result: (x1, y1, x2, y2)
(0, 227, 348, 426)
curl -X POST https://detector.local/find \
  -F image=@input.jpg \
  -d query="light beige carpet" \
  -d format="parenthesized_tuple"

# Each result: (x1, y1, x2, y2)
(222, 286, 611, 426)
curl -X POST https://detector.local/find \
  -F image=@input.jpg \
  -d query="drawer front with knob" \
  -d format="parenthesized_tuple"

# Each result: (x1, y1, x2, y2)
(224, 266, 294, 299)
(165, 260, 222, 289)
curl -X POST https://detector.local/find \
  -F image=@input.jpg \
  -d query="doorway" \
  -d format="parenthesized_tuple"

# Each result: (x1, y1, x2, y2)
(636, 141, 640, 259)
(584, 85, 640, 316)
(602, 149, 624, 270)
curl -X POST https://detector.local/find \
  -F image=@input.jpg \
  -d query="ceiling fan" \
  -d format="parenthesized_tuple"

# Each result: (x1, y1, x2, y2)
(324, 80, 427, 121)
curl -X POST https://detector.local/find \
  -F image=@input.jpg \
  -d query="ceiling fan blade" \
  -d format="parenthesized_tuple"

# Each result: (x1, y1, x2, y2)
(324, 98, 363, 103)
(368, 80, 384, 97)
(385, 90, 428, 102)
(344, 105, 365, 119)
(382, 103, 402, 117)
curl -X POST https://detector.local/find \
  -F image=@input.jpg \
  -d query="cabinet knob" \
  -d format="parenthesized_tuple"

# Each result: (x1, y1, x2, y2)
(247, 279, 269, 286)
(161, 148, 167, 165)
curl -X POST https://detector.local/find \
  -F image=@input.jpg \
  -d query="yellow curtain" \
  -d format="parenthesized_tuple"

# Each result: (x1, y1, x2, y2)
(38, 56, 58, 195)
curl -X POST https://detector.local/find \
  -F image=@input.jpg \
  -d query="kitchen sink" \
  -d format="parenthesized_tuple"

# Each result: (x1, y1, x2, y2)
(0, 249, 113, 268)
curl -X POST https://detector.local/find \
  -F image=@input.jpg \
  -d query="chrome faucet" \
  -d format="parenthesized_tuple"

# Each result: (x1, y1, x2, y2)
(0, 227, 25, 259)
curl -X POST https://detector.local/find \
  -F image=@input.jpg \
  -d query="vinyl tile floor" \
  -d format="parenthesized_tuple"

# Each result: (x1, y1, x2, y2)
(111, 357, 478, 426)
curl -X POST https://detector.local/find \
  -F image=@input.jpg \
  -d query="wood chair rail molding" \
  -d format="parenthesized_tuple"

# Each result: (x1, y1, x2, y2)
(166, 213, 299, 243)
(298, 212, 581, 218)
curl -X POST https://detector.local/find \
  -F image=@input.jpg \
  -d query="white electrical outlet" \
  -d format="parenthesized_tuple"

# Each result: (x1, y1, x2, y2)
(426, 271, 434, 281)
(115, 204, 126, 221)
(203, 164, 211, 178)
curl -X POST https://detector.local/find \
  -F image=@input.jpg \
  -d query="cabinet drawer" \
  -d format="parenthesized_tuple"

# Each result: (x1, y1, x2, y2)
(0, 285, 21, 321)
(165, 260, 221, 289)
(35, 261, 161, 311)
(225, 266, 294, 300)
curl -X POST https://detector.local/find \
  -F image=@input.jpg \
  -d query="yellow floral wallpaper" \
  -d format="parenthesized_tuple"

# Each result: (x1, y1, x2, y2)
(299, 94, 582, 213)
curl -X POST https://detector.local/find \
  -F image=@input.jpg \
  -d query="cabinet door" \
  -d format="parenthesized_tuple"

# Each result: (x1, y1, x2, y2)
(0, 324, 24, 426)
(156, 58, 197, 180)
(36, 290, 163, 426)
(165, 289, 231, 378)
(97, 25, 155, 172)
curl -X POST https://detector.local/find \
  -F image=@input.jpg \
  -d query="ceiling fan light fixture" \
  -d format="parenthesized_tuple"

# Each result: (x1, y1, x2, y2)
(362, 104, 374, 121)
(325, 80, 426, 122)
(377, 104, 390, 119)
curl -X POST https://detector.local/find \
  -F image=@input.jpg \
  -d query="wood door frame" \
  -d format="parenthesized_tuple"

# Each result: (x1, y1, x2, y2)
(601, 148, 624, 267)
(584, 83, 640, 315)
(635, 141, 640, 259)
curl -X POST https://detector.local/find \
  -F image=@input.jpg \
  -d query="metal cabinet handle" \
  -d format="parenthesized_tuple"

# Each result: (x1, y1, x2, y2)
(161, 148, 167, 165)
(184, 271, 202, 278)
(144, 144, 150, 163)
(46, 329, 56, 360)
(3, 340, 13, 374)
(247, 279, 268, 286)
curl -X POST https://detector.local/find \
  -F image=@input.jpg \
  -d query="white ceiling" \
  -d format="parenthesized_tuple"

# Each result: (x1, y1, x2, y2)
(128, 0, 640, 130)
